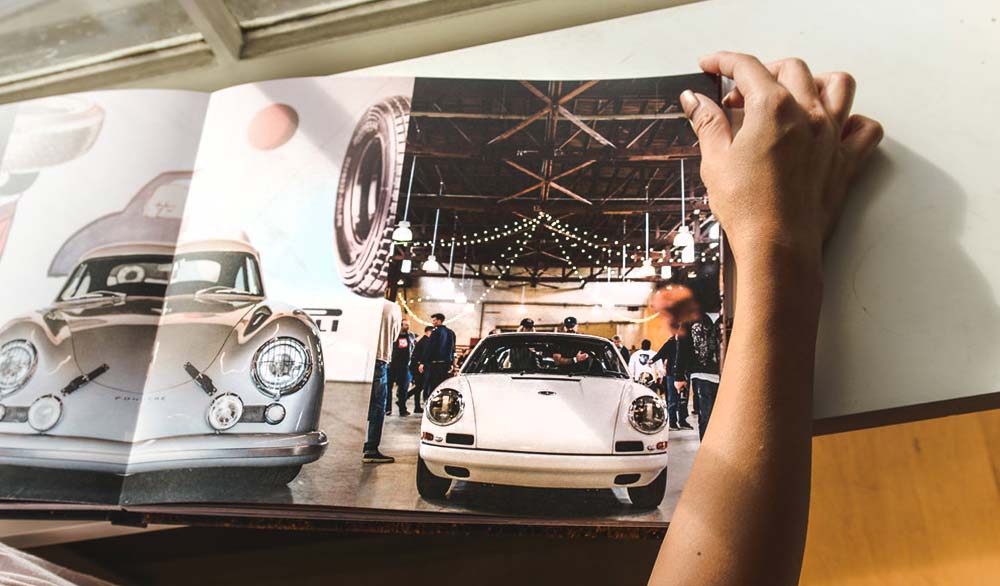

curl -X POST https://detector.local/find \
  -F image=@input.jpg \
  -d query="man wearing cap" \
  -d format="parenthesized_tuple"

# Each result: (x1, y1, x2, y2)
(518, 317, 535, 332)
(563, 316, 580, 333)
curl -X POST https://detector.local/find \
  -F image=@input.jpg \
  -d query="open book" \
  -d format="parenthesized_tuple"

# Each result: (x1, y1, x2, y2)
(0, 71, 722, 527)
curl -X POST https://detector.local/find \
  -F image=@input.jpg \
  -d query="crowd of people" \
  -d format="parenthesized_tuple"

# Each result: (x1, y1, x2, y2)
(362, 297, 722, 464)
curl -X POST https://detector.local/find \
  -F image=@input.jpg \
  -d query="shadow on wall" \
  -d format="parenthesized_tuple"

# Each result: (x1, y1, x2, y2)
(816, 138, 1000, 417)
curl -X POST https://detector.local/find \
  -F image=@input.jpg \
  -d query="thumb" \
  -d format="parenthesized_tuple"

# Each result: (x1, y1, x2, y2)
(680, 90, 732, 158)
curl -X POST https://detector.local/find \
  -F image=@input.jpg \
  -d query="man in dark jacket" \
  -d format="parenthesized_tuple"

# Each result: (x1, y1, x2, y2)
(418, 313, 456, 400)
(675, 312, 721, 440)
(652, 333, 692, 431)
(408, 325, 433, 413)
(386, 318, 417, 416)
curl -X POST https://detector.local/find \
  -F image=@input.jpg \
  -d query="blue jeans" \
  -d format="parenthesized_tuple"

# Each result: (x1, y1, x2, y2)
(386, 363, 411, 411)
(665, 376, 689, 428)
(692, 377, 719, 441)
(364, 360, 388, 454)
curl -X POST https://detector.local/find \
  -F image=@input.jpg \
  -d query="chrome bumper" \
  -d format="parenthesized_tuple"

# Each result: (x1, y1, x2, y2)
(0, 431, 328, 475)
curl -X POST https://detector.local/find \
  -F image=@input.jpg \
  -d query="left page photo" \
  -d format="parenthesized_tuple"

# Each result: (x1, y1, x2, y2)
(0, 90, 210, 505)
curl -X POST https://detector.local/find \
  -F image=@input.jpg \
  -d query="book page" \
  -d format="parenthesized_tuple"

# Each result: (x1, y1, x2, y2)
(0, 89, 209, 505)
(116, 71, 722, 531)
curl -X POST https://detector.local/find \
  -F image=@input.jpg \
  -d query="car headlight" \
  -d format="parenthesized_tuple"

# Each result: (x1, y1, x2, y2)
(628, 395, 667, 434)
(426, 388, 464, 426)
(28, 395, 63, 432)
(251, 337, 312, 399)
(207, 393, 244, 431)
(0, 340, 38, 397)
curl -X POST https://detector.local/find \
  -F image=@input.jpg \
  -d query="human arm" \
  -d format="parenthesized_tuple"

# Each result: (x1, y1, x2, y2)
(648, 52, 882, 586)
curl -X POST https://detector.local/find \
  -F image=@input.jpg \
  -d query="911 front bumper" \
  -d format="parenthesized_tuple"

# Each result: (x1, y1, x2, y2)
(420, 443, 668, 489)
(0, 431, 328, 475)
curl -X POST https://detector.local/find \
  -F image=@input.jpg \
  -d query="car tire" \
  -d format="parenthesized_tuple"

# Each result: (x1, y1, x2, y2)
(627, 467, 667, 509)
(334, 96, 411, 298)
(416, 455, 451, 499)
(261, 465, 303, 485)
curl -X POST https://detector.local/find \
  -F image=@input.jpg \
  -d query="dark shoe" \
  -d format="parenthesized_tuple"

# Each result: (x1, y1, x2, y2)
(414, 408, 424, 414)
(385, 408, 392, 416)
(668, 425, 680, 431)
(398, 409, 410, 417)
(362, 451, 395, 464)
(679, 423, 694, 430)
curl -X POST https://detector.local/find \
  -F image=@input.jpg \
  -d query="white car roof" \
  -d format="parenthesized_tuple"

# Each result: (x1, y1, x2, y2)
(81, 239, 259, 261)
(488, 331, 612, 344)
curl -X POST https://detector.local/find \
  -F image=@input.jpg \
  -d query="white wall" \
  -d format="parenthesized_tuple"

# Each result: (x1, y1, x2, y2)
(403, 276, 655, 346)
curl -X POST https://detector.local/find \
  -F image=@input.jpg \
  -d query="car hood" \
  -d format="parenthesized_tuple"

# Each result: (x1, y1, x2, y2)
(465, 373, 627, 454)
(56, 296, 259, 393)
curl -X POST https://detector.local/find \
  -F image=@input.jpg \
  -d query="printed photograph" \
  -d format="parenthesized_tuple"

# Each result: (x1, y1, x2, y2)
(0, 73, 724, 526)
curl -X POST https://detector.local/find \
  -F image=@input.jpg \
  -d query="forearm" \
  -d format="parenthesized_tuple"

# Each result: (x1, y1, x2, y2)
(649, 248, 822, 586)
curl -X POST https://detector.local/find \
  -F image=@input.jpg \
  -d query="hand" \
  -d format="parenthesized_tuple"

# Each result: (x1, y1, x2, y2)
(575, 351, 590, 362)
(680, 52, 883, 270)
(674, 381, 687, 392)
(418, 364, 424, 374)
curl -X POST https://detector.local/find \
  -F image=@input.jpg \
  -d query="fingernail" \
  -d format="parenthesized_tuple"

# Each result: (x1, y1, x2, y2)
(680, 90, 698, 114)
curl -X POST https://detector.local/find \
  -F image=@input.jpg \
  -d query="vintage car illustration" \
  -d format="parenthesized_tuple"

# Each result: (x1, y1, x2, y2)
(0, 239, 327, 483)
(334, 96, 410, 298)
(417, 332, 669, 508)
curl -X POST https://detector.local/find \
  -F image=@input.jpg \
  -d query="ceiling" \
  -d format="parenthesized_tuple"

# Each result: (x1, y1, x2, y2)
(399, 73, 721, 286)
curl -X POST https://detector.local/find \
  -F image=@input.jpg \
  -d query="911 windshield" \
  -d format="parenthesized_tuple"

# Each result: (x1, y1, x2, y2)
(58, 252, 263, 301)
(462, 335, 628, 378)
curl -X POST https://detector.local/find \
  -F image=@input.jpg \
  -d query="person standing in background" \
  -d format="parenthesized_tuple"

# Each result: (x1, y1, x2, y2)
(408, 325, 433, 414)
(562, 316, 579, 333)
(418, 313, 455, 400)
(612, 335, 630, 364)
(652, 330, 692, 431)
(518, 317, 535, 332)
(386, 318, 416, 416)
(628, 339, 662, 385)
(676, 308, 722, 440)
(363, 299, 401, 464)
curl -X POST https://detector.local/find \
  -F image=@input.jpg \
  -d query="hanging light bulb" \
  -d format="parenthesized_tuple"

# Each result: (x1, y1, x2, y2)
(400, 259, 412, 273)
(708, 221, 721, 241)
(673, 159, 695, 249)
(660, 264, 673, 279)
(423, 203, 442, 272)
(681, 244, 696, 264)
(422, 255, 441, 272)
(636, 258, 656, 278)
(391, 158, 418, 243)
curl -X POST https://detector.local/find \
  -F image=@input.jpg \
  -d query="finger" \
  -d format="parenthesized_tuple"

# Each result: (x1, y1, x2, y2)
(841, 114, 884, 175)
(699, 52, 779, 99)
(814, 71, 857, 129)
(721, 87, 744, 109)
(763, 58, 822, 107)
(680, 90, 732, 158)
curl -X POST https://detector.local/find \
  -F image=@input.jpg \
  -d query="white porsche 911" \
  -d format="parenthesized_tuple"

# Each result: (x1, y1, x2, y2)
(417, 332, 669, 508)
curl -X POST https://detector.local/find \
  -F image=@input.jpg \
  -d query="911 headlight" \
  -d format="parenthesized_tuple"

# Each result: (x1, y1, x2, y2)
(628, 395, 667, 434)
(207, 393, 244, 431)
(28, 395, 62, 432)
(0, 340, 37, 397)
(426, 388, 464, 426)
(251, 337, 312, 399)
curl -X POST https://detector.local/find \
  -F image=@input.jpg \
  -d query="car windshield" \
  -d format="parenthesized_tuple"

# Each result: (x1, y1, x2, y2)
(58, 251, 263, 301)
(462, 335, 628, 378)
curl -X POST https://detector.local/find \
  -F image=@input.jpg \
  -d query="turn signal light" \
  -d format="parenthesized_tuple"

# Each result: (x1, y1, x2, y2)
(421, 432, 434, 441)
(656, 441, 668, 450)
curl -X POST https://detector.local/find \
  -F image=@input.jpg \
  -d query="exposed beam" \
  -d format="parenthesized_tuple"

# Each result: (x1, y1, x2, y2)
(177, 0, 243, 63)
(404, 144, 699, 162)
(411, 111, 687, 121)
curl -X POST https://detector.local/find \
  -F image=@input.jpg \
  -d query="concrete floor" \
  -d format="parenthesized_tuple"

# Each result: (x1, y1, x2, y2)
(6, 382, 701, 524)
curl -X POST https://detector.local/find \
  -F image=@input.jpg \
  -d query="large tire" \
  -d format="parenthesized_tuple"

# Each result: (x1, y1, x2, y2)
(334, 96, 410, 298)
(416, 455, 451, 500)
(259, 465, 302, 485)
(627, 467, 667, 509)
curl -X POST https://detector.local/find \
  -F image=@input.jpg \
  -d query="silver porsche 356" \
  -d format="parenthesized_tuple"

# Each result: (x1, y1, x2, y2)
(0, 239, 327, 484)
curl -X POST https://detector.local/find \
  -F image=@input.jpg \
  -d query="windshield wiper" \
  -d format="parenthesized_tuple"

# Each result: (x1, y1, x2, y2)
(59, 290, 127, 305)
(193, 286, 254, 297)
